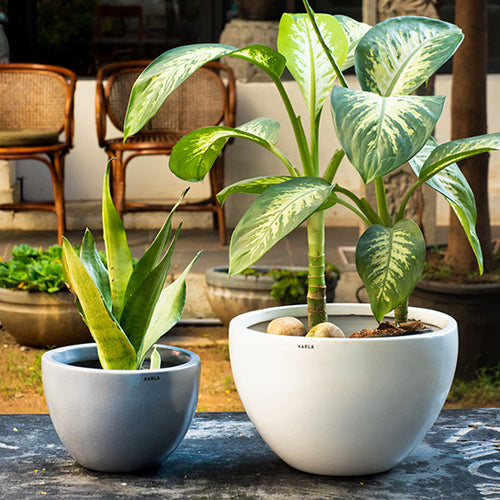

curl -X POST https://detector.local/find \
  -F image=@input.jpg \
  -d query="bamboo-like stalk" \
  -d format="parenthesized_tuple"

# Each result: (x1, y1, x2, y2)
(306, 211, 327, 328)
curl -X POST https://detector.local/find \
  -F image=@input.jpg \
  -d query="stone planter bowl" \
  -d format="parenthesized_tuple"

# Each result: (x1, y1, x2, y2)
(205, 266, 338, 326)
(0, 288, 91, 347)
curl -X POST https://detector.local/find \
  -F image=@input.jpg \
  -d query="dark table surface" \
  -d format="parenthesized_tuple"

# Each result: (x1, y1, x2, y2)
(0, 409, 499, 499)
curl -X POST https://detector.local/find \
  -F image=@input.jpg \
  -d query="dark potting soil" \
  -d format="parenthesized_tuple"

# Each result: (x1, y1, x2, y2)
(349, 320, 433, 338)
(70, 359, 183, 369)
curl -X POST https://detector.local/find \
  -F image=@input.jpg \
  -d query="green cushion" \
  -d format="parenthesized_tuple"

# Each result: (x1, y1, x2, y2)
(0, 129, 60, 147)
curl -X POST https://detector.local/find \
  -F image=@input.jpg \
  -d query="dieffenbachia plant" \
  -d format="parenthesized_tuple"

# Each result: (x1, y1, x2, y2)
(62, 165, 200, 369)
(123, 0, 500, 328)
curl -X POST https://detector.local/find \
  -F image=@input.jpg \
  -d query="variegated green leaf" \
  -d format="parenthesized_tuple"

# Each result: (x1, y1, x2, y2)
(62, 238, 136, 370)
(120, 225, 182, 352)
(217, 176, 293, 206)
(331, 86, 444, 183)
(137, 252, 201, 367)
(278, 13, 348, 117)
(170, 118, 287, 182)
(408, 136, 500, 273)
(419, 133, 500, 182)
(229, 177, 335, 275)
(234, 44, 287, 77)
(102, 164, 133, 320)
(356, 16, 463, 96)
(425, 165, 482, 273)
(124, 44, 285, 138)
(356, 219, 426, 323)
(237, 117, 281, 144)
(333, 15, 370, 71)
(79, 229, 111, 312)
(317, 190, 339, 211)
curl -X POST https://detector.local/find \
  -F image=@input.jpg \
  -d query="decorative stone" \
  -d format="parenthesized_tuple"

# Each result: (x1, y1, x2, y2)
(306, 322, 345, 338)
(266, 316, 306, 336)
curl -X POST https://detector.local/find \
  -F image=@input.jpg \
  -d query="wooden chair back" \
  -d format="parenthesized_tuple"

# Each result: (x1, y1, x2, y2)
(0, 63, 77, 244)
(95, 60, 236, 245)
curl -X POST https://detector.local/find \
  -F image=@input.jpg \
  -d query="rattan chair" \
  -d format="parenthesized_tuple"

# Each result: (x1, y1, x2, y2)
(0, 63, 76, 245)
(96, 60, 236, 245)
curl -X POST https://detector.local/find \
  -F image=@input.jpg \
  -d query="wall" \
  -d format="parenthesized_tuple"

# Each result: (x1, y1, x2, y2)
(13, 74, 500, 230)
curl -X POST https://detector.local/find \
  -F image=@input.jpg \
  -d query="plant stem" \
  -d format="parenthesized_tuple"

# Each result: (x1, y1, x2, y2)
(267, 143, 300, 177)
(394, 299, 408, 324)
(272, 76, 314, 175)
(310, 113, 320, 177)
(375, 177, 391, 226)
(323, 149, 344, 183)
(306, 211, 327, 329)
(333, 199, 371, 226)
(334, 186, 383, 225)
(396, 179, 425, 222)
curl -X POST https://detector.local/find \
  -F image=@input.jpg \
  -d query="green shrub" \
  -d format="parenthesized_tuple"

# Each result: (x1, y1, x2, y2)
(242, 265, 340, 305)
(0, 244, 67, 293)
(0, 244, 109, 293)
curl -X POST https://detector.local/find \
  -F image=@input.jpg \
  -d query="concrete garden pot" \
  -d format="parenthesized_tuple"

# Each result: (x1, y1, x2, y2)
(0, 288, 91, 347)
(411, 279, 500, 379)
(42, 343, 200, 472)
(206, 266, 338, 326)
(229, 303, 458, 476)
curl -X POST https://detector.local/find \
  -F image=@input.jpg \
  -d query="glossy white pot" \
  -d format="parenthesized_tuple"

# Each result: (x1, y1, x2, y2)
(42, 343, 200, 472)
(229, 303, 458, 476)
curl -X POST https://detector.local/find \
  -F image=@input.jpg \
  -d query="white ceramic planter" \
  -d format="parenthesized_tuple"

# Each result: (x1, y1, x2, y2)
(42, 343, 200, 472)
(229, 303, 458, 476)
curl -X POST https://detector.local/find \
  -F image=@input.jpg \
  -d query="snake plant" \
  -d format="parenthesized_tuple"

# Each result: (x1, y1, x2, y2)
(124, 0, 500, 328)
(61, 165, 200, 369)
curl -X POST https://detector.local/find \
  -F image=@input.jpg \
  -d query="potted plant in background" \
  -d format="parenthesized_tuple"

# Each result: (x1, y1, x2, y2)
(0, 244, 91, 347)
(123, 0, 500, 476)
(205, 264, 339, 326)
(42, 165, 201, 473)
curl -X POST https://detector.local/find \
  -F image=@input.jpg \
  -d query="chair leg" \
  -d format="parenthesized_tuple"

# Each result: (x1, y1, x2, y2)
(211, 155, 227, 245)
(50, 152, 67, 246)
(108, 152, 125, 217)
(216, 206, 227, 246)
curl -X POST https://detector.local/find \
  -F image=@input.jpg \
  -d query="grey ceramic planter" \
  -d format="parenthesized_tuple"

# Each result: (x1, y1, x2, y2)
(42, 343, 200, 472)
(0, 288, 91, 347)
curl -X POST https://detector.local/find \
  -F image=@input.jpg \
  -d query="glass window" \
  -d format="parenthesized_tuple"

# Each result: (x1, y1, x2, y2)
(2, 0, 499, 75)
(4, 0, 231, 76)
